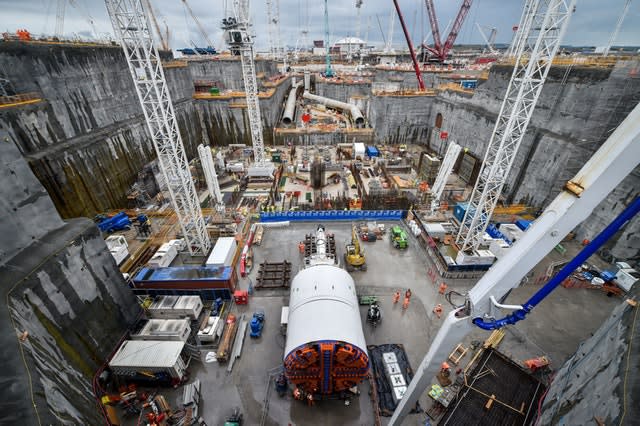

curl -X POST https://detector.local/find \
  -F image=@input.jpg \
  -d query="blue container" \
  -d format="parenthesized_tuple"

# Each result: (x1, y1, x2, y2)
(515, 219, 532, 231)
(365, 146, 380, 157)
(454, 203, 469, 223)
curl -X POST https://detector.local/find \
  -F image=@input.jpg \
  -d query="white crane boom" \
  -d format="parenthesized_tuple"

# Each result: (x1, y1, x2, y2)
(105, 0, 211, 256)
(455, 0, 576, 258)
(430, 142, 462, 214)
(390, 99, 640, 426)
(181, 0, 214, 48)
(55, 0, 66, 39)
(143, 0, 169, 50)
(198, 145, 224, 213)
(603, 0, 631, 56)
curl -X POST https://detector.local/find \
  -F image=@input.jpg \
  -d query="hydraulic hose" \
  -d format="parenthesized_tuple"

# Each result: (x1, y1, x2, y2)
(473, 196, 640, 330)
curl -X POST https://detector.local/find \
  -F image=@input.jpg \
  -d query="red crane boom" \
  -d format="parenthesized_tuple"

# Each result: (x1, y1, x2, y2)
(392, 0, 425, 90)
(423, 0, 474, 62)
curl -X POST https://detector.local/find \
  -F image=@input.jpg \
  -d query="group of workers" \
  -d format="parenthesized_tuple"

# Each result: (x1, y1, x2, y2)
(391, 282, 448, 318)
(293, 387, 316, 406)
(393, 288, 413, 310)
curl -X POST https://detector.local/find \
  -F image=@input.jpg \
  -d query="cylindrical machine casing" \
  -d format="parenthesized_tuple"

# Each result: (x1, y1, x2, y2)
(284, 265, 369, 394)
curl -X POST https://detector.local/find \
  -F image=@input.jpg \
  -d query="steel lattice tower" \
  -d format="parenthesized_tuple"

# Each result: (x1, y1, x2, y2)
(105, 0, 211, 256)
(455, 0, 576, 256)
(224, 0, 269, 172)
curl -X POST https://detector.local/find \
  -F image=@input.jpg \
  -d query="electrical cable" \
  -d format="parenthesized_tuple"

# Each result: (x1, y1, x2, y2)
(445, 289, 465, 308)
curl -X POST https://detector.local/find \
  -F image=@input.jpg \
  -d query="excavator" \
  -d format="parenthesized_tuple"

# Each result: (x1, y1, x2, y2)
(344, 224, 367, 272)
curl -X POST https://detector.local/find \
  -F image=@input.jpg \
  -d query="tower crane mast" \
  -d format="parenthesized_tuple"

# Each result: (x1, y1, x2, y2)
(105, 0, 211, 256)
(324, 0, 333, 77)
(55, 0, 66, 39)
(223, 0, 270, 173)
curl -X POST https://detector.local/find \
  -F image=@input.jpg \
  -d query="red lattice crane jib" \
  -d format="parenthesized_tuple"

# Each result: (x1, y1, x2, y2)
(424, 0, 473, 62)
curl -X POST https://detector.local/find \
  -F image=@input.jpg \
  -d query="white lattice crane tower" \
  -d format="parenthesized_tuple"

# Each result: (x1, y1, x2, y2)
(456, 0, 575, 261)
(223, 0, 272, 175)
(455, 0, 576, 258)
(105, 0, 211, 256)
(266, 0, 283, 61)
(506, 0, 537, 57)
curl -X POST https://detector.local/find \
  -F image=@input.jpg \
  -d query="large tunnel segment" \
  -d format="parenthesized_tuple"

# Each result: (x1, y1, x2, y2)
(284, 265, 369, 394)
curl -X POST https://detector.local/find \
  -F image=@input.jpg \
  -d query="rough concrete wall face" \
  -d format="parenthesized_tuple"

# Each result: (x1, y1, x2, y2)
(538, 286, 639, 425)
(7, 223, 140, 425)
(0, 131, 64, 266)
(369, 95, 433, 145)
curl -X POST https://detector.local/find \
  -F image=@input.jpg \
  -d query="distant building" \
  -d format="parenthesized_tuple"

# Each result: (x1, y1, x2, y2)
(333, 37, 366, 55)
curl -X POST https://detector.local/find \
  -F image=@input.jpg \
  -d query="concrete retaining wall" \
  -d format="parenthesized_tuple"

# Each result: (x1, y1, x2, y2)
(0, 136, 139, 424)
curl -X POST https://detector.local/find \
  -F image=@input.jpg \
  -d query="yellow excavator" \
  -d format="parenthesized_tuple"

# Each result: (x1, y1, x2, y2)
(344, 224, 367, 272)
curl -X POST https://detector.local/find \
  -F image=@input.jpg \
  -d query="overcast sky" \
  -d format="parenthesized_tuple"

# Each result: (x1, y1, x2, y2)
(3, 0, 639, 52)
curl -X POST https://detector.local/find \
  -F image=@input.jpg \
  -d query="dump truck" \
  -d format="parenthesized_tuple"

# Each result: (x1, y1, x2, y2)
(390, 225, 408, 249)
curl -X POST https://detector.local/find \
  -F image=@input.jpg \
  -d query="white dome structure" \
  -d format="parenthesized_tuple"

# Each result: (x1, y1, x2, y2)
(333, 37, 366, 54)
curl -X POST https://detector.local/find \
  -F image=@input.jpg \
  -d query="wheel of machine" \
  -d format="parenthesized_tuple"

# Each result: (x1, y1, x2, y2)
(361, 264, 367, 271)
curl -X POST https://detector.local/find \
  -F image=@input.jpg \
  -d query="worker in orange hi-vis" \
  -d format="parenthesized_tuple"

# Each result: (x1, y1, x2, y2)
(405, 288, 412, 300)
(293, 387, 302, 400)
(433, 303, 443, 318)
(402, 296, 410, 310)
(439, 282, 448, 295)
(393, 290, 401, 304)
(298, 241, 305, 254)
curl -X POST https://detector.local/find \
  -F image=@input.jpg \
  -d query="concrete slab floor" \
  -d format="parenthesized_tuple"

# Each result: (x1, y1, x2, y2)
(122, 221, 621, 426)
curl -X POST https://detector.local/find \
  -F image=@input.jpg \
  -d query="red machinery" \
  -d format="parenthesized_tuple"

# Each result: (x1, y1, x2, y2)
(423, 0, 474, 62)
(392, 0, 425, 90)
(284, 342, 369, 394)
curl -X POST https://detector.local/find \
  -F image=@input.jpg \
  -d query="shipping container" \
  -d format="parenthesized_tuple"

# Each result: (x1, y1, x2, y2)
(133, 266, 237, 291)
(105, 235, 129, 265)
(205, 237, 237, 268)
(109, 340, 187, 381)
(147, 295, 203, 320)
(148, 242, 178, 268)
(130, 318, 191, 342)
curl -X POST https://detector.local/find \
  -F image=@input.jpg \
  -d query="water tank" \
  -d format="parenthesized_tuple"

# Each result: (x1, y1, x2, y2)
(284, 265, 369, 394)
